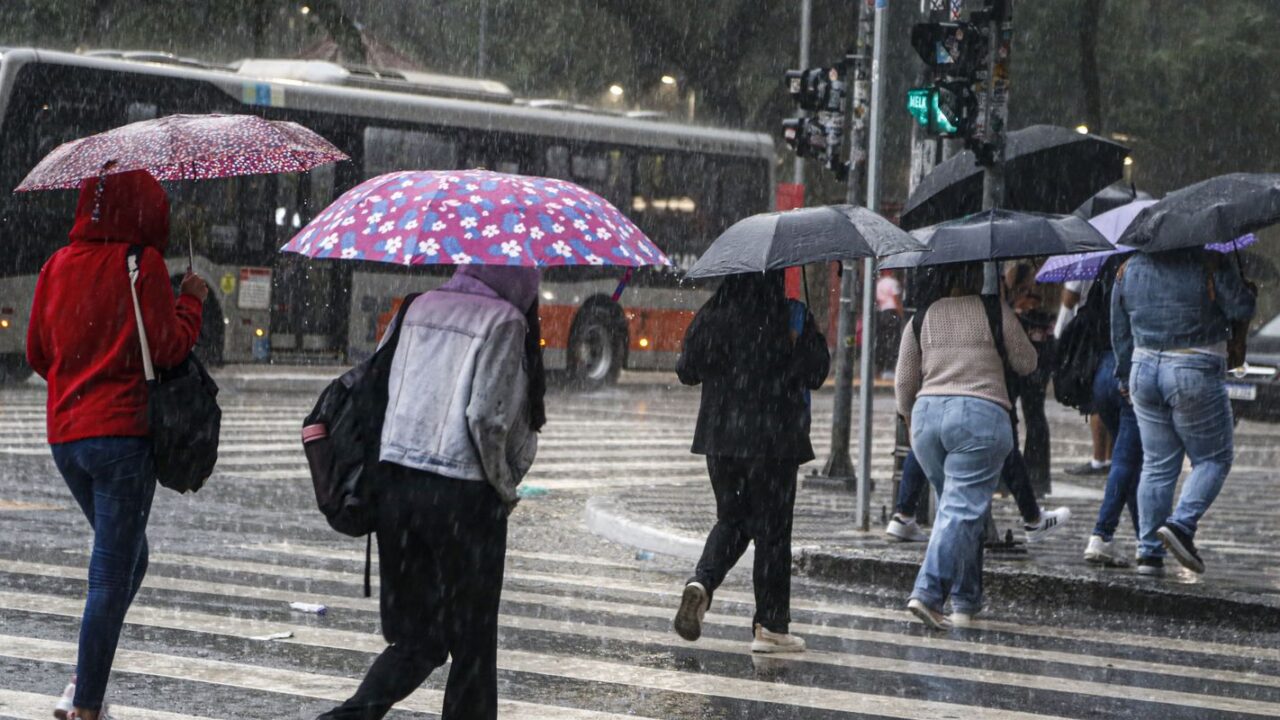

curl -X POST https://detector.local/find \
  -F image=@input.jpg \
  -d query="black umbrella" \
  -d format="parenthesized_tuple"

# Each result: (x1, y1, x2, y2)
(685, 204, 925, 279)
(900, 125, 1130, 230)
(1074, 182, 1153, 219)
(880, 209, 1113, 270)
(1118, 173, 1280, 253)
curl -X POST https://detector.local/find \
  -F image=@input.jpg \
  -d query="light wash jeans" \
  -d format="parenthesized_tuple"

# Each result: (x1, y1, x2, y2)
(908, 396, 1014, 614)
(1130, 349, 1234, 559)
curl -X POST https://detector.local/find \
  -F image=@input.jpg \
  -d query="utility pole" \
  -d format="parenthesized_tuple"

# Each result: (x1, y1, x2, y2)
(854, 0, 891, 531)
(819, 0, 877, 489)
(477, 0, 489, 77)
(793, 0, 813, 189)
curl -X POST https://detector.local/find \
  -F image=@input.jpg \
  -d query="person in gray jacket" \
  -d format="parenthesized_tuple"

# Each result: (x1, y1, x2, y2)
(319, 264, 544, 720)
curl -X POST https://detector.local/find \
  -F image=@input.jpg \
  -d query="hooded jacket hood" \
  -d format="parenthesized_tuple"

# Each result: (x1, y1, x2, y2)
(68, 169, 170, 252)
(454, 265, 540, 313)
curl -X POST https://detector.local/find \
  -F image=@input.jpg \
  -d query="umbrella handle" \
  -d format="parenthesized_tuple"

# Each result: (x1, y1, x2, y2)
(611, 268, 634, 302)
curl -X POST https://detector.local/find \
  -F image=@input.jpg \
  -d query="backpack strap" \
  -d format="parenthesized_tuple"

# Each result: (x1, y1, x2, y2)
(981, 294, 1009, 372)
(125, 245, 156, 383)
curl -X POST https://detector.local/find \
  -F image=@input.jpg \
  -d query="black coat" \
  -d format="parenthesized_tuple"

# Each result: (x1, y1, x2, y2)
(676, 273, 831, 461)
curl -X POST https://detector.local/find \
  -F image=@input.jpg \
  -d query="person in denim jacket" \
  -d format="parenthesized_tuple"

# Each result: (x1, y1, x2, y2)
(1112, 247, 1256, 576)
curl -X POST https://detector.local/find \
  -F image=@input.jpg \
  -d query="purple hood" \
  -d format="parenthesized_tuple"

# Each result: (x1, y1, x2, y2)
(450, 265, 540, 312)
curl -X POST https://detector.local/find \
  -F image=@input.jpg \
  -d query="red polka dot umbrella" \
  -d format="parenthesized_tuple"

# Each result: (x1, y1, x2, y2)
(14, 113, 348, 192)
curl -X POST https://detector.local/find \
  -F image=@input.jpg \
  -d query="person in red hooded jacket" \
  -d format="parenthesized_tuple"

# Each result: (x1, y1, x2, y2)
(26, 169, 207, 720)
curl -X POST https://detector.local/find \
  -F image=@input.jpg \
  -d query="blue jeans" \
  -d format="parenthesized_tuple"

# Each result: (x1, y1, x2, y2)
(1091, 353, 1141, 542)
(51, 437, 156, 711)
(908, 396, 1014, 614)
(1130, 350, 1234, 559)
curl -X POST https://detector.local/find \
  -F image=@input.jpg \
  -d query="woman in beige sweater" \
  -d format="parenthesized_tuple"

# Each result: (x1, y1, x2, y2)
(895, 262, 1037, 630)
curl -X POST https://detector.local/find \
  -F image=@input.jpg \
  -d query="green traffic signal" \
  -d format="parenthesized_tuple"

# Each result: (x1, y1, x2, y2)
(906, 87, 960, 135)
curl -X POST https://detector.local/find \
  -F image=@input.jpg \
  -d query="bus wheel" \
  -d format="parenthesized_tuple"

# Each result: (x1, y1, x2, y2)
(567, 304, 626, 389)
(0, 355, 32, 385)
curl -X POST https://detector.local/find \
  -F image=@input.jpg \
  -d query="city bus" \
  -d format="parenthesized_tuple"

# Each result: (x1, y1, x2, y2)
(0, 48, 775, 385)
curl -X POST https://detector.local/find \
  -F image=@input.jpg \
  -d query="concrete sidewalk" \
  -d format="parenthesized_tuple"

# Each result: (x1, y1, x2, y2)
(586, 422, 1280, 630)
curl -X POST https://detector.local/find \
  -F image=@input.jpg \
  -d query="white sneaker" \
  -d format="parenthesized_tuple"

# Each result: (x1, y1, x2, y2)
(950, 611, 976, 628)
(1084, 534, 1130, 567)
(885, 514, 929, 542)
(673, 582, 709, 642)
(750, 623, 806, 653)
(1025, 506, 1071, 544)
(53, 681, 75, 720)
(907, 598, 952, 630)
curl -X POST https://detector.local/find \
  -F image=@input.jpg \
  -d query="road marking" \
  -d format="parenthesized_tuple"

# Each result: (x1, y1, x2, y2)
(0, 634, 644, 720)
(0, 689, 219, 720)
(139, 548, 1280, 665)
(0, 609, 1072, 720)
(14, 549, 1280, 681)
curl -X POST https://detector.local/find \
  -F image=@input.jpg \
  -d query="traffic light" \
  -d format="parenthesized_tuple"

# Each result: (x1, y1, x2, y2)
(782, 64, 849, 180)
(906, 19, 989, 143)
(906, 81, 977, 137)
(910, 22, 986, 75)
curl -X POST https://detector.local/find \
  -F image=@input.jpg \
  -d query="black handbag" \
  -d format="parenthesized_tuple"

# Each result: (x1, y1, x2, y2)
(126, 246, 222, 494)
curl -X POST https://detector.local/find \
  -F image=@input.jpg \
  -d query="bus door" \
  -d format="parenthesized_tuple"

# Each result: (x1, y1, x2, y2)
(268, 166, 348, 363)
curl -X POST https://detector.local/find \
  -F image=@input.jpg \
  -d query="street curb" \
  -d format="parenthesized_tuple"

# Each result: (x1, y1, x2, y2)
(796, 548, 1280, 632)
(583, 495, 755, 566)
(585, 495, 1280, 630)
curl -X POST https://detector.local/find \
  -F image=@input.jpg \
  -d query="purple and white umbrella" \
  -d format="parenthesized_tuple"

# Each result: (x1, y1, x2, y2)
(281, 170, 670, 268)
(1036, 200, 1255, 283)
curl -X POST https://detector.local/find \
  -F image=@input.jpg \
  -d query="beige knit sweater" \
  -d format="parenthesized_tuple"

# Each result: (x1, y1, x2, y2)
(895, 296, 1038, 419)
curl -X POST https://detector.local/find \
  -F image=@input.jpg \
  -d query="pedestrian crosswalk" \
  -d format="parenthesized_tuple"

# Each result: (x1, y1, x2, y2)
(1, 538, 1278, 719)
(3, 385, 1278, 719)
(0, 389, 904, 493)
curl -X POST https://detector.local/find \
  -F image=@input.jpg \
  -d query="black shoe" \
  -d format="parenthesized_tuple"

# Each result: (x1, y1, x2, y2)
(1157, 524, 1205, 574)
(673, 582, 709, 641)
(1136, 556, 1165, 577)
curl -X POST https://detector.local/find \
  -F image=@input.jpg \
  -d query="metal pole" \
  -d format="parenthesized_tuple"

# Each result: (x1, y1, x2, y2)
(854, 0, 890, 531)
(818, 0, 876, 488)
(477, 0, 488, 77)
(793, 0, 813, 187)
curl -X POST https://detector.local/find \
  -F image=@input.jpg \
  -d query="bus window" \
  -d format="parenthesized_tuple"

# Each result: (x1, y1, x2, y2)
(363, 126, 456, 178)
(545, 145, 571, 180)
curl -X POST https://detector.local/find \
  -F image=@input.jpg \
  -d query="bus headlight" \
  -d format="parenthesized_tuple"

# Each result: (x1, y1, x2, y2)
(0, 319, 9, 329)
(638, 337, 650, 348)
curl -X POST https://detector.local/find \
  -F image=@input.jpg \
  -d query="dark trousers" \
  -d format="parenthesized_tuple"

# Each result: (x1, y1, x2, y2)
(320, 467, 508, 720)
(52, 437, 156, 712)
(897, 446, 1040, 525)
(1091, 353, 1141, 541)
(692, 456, 798, 634)
(1012, 378, 1051, 491)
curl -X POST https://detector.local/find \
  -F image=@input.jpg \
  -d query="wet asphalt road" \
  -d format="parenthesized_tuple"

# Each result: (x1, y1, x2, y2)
(1, 378, 1279, 719)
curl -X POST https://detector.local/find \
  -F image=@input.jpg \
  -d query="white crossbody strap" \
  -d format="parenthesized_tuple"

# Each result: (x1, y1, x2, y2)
(126, 249, 157, 383)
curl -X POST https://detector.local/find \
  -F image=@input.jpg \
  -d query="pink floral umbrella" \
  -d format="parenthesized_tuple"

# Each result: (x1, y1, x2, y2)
(281, 170, 670, 268)
(15, 113, 348, 191)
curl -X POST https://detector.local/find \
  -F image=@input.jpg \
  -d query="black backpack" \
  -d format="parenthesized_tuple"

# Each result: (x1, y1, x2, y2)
(126, 247, 222, 494)
(1051, 262, 1120, 412)
(302, 293, 419, 596)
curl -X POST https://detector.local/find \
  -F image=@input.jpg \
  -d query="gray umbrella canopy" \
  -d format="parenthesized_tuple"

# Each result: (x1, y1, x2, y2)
(685, 204, 925, 279)
(1119, 173, 1280, 253)
(880, 209, 1112, 270)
